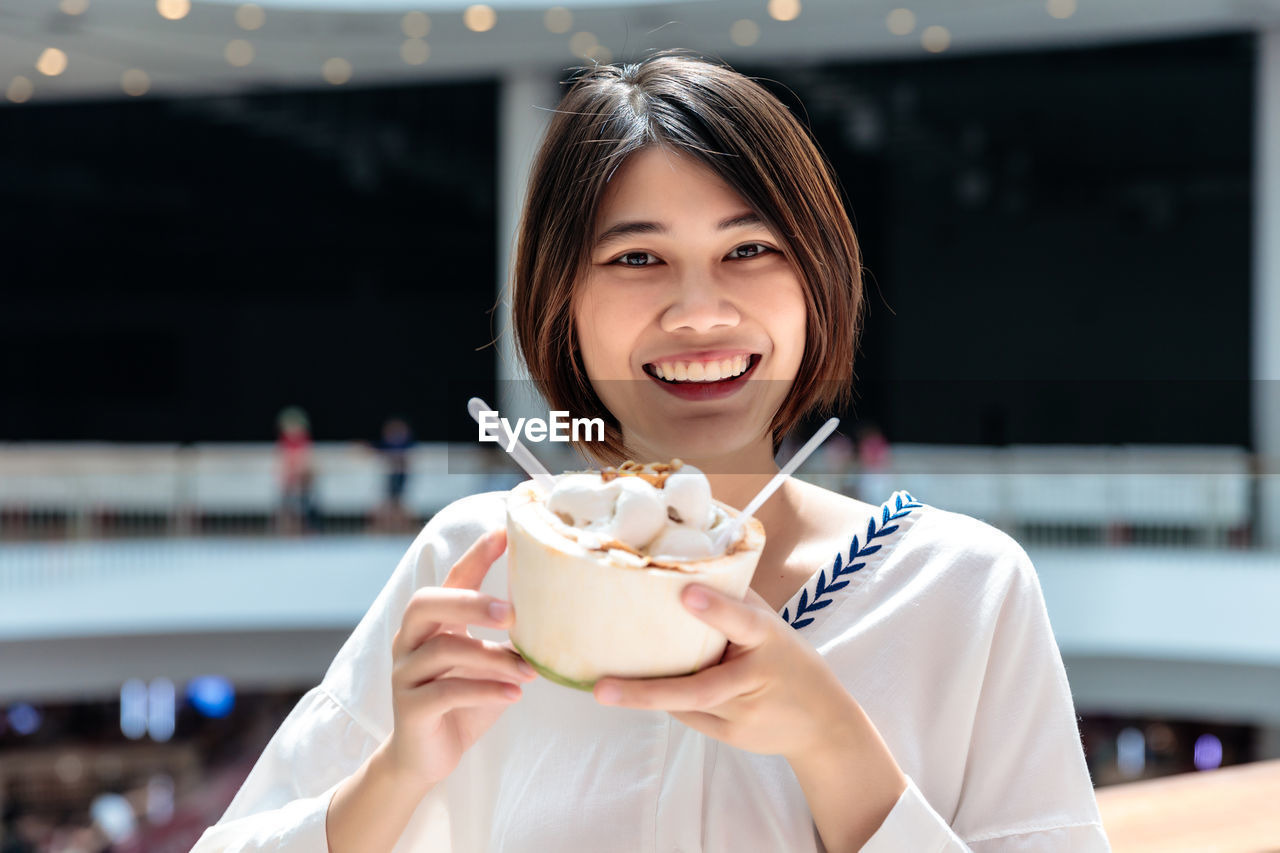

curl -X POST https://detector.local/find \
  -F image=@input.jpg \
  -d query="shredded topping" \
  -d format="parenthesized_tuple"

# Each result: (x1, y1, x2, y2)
(599, 458, 684, 489)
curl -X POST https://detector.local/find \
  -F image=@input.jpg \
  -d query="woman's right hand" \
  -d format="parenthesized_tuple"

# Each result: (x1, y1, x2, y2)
(384, 527, 536, 788)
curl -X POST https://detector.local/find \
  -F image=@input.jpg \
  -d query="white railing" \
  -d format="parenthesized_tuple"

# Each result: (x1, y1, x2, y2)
(0, 442, 1258, 546)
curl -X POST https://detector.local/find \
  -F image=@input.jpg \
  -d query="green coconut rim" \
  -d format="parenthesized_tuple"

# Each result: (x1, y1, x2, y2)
(510, 641, 598, 691)
(511, 641, 705, 692)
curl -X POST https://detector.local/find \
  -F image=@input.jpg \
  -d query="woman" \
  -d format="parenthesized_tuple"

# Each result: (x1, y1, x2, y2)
(194, 54, 1110, 852)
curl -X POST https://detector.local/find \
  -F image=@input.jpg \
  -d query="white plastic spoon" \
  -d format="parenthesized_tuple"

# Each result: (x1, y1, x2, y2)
(711, 417, 841, 551)
(467, 397, 557, 495)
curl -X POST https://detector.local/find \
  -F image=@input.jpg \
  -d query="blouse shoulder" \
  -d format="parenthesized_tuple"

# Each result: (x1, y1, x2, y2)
(406, 489, 510, 586)
(887, 498, 1040, 602)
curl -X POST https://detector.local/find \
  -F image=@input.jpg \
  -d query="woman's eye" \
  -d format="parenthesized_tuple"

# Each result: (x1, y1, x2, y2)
(613, 251, 659, 267)
(728, 243, 772, 260)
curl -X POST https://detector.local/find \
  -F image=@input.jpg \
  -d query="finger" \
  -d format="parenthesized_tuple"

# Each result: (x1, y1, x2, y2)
(396, 634, 535, 688)
(395, 588, 515, 656)
(670, 709, 731, 741)
(442, 528, 507, 591)
(409, 678, 523, 715)
(594, 654, 760, 711)
(680, 584, 772, 650)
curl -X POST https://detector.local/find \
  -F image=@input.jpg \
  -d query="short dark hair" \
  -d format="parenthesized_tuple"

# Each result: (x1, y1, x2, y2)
(512, 52, 862, 463)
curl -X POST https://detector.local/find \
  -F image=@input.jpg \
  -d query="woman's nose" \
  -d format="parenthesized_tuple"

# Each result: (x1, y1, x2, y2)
(659, 271, 740, 333)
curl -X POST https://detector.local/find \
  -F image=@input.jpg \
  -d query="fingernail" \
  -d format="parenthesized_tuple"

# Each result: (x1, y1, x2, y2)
(503, 684, 521, 700)
(684, 586, 710, 611)
(489, 600, 513, 622)
(517, 660, 535, 677)
(596, 683, 621, 705)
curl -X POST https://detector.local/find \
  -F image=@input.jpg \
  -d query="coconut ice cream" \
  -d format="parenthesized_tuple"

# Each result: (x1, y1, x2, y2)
(505, 460, 765, 689)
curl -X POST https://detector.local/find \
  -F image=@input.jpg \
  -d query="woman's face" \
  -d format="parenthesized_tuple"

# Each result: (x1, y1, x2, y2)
(573, 146, 807, 466)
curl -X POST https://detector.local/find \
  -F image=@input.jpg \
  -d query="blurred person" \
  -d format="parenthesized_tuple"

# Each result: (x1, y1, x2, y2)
(195, 54, 1109, 852)
(1, 800, 41, 853)
(367, 417, 416, 533)
(854, 422, 893, 504)
(275, 406, 317, 535)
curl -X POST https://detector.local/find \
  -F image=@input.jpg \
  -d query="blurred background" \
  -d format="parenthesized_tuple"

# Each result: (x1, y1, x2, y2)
(3, 0, 1280, 850)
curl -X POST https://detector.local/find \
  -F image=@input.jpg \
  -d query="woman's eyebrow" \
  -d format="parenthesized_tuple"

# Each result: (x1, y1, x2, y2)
(594, 211, 763, 247)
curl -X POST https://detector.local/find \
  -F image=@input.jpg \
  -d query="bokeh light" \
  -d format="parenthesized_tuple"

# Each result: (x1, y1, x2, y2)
(544, 6, 572, 34)
(323, 57, 353, 85)
(149, 678, 176, 742)
(569, 31, 598, 59)
(187, 675, 236, 718)
(767, 0, 801, 23)
(9, 703, 43, 736)
(463, 4, 496, 33)
(401, 11, 430, 39)
(59, 0, 90, 15)
(1193, 733, 1223, 770)
(922, 25, 951, 53)
(887, 8, 916, 36)
(1116, 726, 1146, 778)
(156, 0, 190, 21)
(36, 48, 68, 76)
(225, 39, 254, 67)
(236, 3, 265, 31)
(730, 19, 760, 47)
(6, 76, 34, 103)
(1047, 0, 1077, 20)
(121, 68, 150, 96)
(401, 39, 430, 65)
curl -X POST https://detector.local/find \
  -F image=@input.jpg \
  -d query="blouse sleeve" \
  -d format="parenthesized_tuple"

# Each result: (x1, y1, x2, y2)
(190, 490, 507, 852)
(859, 535, 1111, 853)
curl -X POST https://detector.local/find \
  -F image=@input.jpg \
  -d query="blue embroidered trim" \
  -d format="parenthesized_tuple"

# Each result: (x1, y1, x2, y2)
(781, 491, 922, 630)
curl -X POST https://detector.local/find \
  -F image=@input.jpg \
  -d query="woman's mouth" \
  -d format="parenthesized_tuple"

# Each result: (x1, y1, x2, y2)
(642, 354, 761, 401)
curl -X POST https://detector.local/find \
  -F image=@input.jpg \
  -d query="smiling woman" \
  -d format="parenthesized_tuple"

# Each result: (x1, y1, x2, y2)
(512, 55, 861, 468)
(193, 52, 1111, 853)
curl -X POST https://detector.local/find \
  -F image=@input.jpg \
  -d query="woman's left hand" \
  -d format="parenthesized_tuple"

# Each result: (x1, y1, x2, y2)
(592, 583, 862, 762)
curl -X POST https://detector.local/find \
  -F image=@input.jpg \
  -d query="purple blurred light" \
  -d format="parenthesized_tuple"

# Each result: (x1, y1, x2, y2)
(1193, 733, 1223, 771)
(8, 703, 41, 736)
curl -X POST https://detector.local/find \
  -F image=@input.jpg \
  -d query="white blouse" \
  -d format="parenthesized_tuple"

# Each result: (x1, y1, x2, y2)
(193, 489, 1111, 852)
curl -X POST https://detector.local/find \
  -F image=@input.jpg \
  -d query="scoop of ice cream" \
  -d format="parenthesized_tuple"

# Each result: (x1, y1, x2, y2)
(647, 526, 715, 560)
(547, 473, 620, 527)
(609, 476, 667, 550)
(542, 461, 732, 559)
(663, 464, 712, 530)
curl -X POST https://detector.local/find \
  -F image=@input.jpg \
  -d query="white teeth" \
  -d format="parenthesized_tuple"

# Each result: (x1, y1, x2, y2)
(651, 355, 752, 383)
